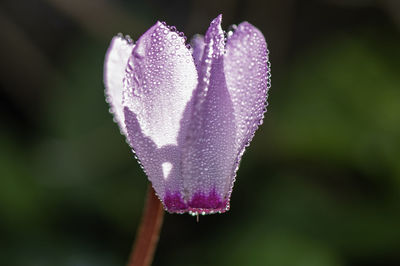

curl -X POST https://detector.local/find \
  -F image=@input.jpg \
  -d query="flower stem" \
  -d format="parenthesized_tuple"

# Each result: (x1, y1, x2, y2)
(127, 184, 164, 266)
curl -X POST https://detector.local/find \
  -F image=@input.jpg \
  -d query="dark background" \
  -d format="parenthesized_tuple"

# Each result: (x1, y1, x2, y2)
(1, 0, 399, 265)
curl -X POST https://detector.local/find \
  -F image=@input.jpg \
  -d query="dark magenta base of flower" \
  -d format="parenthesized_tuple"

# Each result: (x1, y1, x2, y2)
(164, 190, 229, 215)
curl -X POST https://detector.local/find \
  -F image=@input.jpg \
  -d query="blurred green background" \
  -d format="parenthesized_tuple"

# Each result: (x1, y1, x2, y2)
(1, 0, 400, 265)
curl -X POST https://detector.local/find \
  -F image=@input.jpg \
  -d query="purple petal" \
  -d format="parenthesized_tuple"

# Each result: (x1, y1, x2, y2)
(224, 22, 270, 162)
(122, 22, 198, 204)
(190, 34, 205, 71)
(104, 35, 135, 135)
(179, 15, 237, 214)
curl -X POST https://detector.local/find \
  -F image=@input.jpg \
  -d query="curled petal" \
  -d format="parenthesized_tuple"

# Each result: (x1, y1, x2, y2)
(122, 22, 198, 203)
(104, 36, 135, 135)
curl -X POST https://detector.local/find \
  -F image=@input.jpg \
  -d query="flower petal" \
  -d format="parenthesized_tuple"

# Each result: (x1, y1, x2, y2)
(122, 22, 198, 205)
(179, 15, 237, 214)
(104, 35, 135, 135)
(190, 34, 205, 71)
(224, 21, 270, 160)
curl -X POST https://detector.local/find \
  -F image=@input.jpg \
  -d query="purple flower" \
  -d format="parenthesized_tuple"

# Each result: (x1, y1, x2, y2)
(104, 14, 270, 215)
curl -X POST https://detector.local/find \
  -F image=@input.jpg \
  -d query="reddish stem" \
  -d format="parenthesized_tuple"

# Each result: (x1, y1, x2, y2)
(127, 185, 165, 266)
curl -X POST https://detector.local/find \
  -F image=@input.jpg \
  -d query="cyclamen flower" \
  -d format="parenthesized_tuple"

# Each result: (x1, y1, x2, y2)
(104, 14, 270, 215)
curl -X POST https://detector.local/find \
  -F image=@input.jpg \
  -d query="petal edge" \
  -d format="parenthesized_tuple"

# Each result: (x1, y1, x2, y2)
(104, 35, 135, 135)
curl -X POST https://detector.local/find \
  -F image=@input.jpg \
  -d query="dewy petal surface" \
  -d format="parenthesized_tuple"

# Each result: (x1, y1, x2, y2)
(104, 36, 135, 135)
(122, 22, 198, 204)
(178, 15, 237, 214)
(190, 34, 205, 71)
(104, 16, 270, 215)
(224, 22, 270, 161)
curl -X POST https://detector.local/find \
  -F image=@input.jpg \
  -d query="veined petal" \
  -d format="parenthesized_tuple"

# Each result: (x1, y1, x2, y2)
(178, 15, 237, 214)
(104, 36, 135, 135)
(224, 22, 270, 160)
(122, 22, 198, 203)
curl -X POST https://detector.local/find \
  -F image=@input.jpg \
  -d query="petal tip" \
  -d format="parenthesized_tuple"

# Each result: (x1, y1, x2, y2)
(237, 21, 265, 39)
(204, 14, 225, 54)
(112, 33, 134, 45)
(154, 20, 164, 27)
(211, 14, 223, 26)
